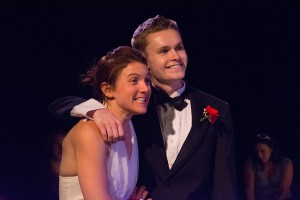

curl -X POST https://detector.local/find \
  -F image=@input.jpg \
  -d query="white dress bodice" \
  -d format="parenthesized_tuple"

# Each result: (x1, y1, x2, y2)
(59, 121, 138, 200)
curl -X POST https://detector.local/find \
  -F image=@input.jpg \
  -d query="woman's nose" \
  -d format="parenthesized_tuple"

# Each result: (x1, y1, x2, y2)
(140, 81, 151, 93)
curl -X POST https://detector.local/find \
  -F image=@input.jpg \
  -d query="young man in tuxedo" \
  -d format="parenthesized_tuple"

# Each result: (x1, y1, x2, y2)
(48, 15, 238, 200)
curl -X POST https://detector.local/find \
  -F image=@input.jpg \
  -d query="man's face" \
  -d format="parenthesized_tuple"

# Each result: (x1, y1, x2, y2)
(144, 29, 188, 89)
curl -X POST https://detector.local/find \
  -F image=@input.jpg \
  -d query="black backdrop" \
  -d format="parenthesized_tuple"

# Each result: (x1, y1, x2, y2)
(1, 2, 300, 199)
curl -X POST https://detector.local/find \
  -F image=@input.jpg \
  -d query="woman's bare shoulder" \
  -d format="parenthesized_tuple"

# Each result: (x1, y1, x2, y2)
(67, 119, 102, 145)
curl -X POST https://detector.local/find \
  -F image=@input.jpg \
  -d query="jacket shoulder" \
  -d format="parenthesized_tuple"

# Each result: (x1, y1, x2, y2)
(189, 86, 229, 107)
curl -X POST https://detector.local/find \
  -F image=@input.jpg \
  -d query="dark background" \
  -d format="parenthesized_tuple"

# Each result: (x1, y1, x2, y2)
(1, 2, 300, 199)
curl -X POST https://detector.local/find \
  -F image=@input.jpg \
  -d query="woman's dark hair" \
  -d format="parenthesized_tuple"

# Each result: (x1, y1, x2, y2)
(252, 134, 284, 167)
(81, 46, 147, 103)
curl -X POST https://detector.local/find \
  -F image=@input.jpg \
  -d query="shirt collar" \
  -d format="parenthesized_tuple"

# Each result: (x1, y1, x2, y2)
(152, 80, 186, 98)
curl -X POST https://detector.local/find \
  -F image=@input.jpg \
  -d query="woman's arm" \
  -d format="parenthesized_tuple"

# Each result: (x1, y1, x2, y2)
(244, 159, 255, 200)
(277, 159, 294, 200)
(72, 120, 112, 200)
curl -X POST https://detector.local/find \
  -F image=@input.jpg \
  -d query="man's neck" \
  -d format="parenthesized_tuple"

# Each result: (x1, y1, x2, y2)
(153, 80, 184, 95)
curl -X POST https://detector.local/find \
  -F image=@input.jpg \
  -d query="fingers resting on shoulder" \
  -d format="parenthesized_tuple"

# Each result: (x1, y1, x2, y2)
(93, 108, 124, 143)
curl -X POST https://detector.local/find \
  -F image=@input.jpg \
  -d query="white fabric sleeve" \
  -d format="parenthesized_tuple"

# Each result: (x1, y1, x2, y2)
(70, 98, 105, 118)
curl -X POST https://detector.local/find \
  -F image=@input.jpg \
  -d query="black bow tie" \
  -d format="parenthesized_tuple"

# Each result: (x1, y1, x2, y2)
(154, 89, 189, 111)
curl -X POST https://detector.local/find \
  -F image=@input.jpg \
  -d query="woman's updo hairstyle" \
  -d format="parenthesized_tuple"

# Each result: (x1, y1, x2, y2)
(81, 46, 147, 103)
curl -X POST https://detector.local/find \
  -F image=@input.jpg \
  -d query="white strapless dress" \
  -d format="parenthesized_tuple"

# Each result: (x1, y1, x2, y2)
(59, 121, 139, 200)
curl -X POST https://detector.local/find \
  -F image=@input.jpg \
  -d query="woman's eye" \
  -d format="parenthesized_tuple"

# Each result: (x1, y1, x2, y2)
(159, 49, 169, 54)
(130, 79, 138, 84)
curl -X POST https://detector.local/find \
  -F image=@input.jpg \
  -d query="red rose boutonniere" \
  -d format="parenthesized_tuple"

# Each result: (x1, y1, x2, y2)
(200, 105, 219, 124)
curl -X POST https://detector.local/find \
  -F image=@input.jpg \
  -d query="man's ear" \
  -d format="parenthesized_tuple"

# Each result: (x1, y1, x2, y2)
(101, 82, 114, 99)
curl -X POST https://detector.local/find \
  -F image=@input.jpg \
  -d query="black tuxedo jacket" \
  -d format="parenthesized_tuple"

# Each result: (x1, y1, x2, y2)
(47, 86, 237, 200)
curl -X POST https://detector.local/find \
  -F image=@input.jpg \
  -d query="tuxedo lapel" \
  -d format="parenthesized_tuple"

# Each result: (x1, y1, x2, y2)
(166, 89, 211, 177)
(139, 87, 215, 182)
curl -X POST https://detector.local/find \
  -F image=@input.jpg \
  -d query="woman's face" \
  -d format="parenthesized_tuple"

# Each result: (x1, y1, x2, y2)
(255, 143, 273, 164)
(109, 62, 151, 118)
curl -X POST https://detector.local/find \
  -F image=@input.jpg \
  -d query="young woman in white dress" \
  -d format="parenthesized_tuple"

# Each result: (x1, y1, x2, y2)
(59, 46, 151, 200)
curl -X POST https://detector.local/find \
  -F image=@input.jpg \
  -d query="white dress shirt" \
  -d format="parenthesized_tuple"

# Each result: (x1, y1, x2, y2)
(156, 83, 192, 169)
